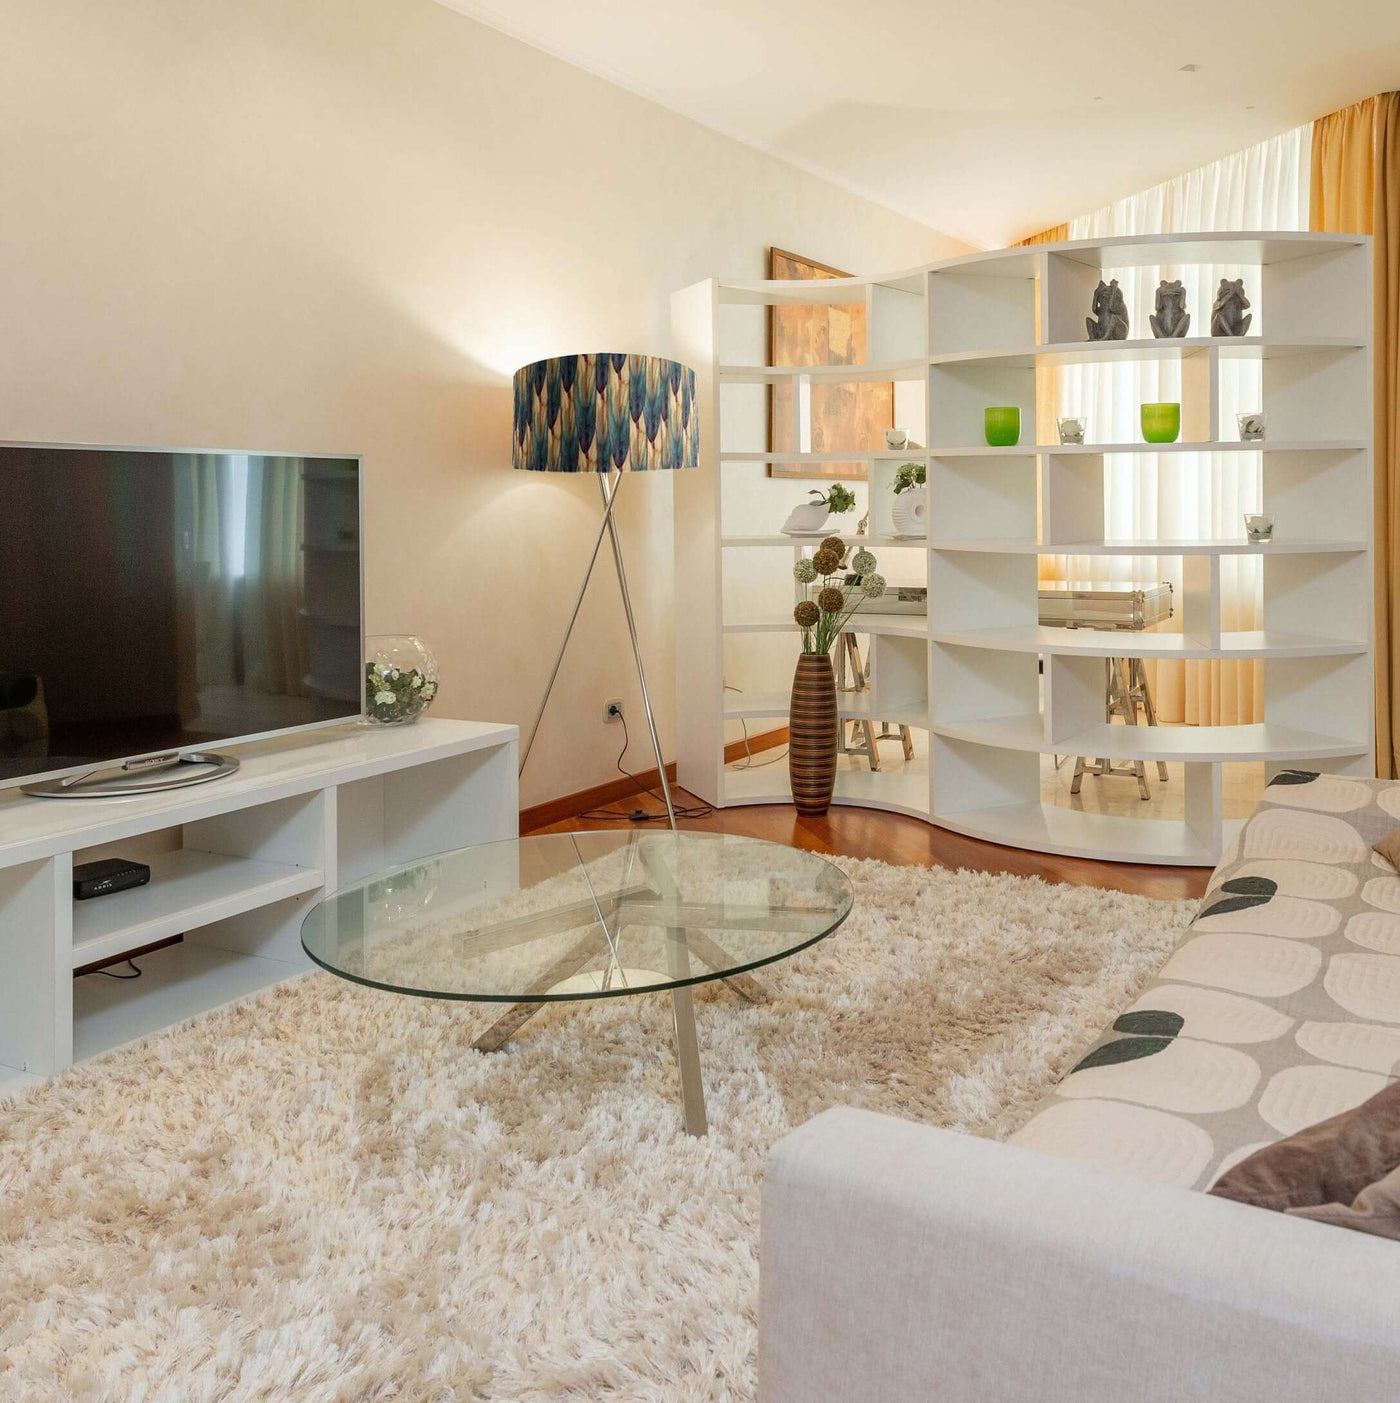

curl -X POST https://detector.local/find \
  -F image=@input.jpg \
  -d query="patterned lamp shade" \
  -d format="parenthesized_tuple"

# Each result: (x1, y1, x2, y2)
(512, 353, 698, 473)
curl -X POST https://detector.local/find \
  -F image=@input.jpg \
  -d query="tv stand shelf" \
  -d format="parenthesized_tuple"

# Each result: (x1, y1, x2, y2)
(70, 850, 327, 969)
(0, 718, 518, 1098)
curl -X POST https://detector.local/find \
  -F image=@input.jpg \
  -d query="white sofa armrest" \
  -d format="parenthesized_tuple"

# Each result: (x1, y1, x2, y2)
(760, 1107, 1400, 1403)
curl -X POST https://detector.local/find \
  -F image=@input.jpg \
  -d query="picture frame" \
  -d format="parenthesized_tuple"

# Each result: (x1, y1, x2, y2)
(767, 246, 893, 480)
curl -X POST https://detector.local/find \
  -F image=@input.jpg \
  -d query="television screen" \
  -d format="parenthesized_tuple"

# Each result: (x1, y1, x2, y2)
(0, 446, 363, 786)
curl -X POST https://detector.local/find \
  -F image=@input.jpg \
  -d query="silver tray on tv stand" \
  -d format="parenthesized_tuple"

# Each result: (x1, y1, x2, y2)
(21, 751, 240, 798)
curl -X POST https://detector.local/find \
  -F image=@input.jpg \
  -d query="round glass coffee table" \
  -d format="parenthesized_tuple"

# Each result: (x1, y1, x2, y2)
(301, 830, 853, 1134)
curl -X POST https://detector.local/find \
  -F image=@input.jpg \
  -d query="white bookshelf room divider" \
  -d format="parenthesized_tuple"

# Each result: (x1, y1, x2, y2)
(672, 233, 1374, 865)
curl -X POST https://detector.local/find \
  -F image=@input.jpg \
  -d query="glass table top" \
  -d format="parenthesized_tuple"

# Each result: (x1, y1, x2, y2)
(300, 830, 854, 1002)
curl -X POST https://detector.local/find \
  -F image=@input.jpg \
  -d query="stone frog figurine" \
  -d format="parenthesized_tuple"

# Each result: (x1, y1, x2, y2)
(1150, 279, 1191, 338)
(1211, 277, 1252, 336)
(1086, 278, 1130, 340)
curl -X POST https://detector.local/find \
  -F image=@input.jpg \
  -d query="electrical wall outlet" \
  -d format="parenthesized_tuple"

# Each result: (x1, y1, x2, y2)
(603, 698, 624, 724)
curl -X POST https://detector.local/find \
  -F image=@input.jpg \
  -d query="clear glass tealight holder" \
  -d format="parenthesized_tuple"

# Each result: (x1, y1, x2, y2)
(1237, 411, 1267, 442)
(1057, 417, 1086, 445)
(1244, 513, 1275, 542)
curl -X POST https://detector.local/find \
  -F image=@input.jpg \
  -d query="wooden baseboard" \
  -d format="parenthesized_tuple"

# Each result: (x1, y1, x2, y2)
(519, 726, 787, 832)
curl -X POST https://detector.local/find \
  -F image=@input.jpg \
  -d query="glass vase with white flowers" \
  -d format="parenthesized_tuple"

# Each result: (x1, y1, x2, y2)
(364, 635, 439, 725)
(792, 537, 886, 654)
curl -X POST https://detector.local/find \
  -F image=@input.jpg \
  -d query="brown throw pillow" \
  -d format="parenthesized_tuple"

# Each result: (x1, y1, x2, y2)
(1209, 1080, 1400, 1236)
(1375, 827, 1400, 871)
(1289, 1163, 1400, 1240)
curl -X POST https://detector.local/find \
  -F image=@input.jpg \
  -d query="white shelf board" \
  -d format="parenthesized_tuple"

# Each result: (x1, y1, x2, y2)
(726, 691, 927, 727)
(71, 849, 325, 969)
(1040, 231, 1366, 270)
(719, 359, 926, 384)
(727, 616, 929, 639)
(928, 336, 1363, 370)
(929, 538, 1366, 556)
(933, 801, 1215, 866)
(724, 763, 930, 818)
(930, 714, 1367, 762)
(721, 534, 921, 548)
(719, 450, 929, 464)
(72, 942, 303, 1063)
(930, 626, 1367, 660)
(716, 268, 927, 305)
(930, 440, 1367, 458)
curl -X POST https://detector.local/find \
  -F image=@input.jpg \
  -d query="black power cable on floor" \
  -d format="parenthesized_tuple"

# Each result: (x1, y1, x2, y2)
(575, 711, 715, 823)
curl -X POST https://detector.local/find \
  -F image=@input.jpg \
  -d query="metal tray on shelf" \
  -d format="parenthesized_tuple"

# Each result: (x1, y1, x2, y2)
(1038, 580, 1173, 631)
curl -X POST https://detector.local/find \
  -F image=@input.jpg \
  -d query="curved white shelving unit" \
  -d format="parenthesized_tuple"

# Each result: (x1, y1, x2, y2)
(672, 231, 1374, 865)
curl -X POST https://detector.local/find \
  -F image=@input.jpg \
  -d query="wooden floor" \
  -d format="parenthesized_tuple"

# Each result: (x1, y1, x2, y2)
(524, 785, 1210, 901)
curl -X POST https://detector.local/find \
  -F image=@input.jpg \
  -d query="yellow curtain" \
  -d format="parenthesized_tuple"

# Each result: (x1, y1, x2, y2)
(1312, 92, 1400, 776)
(1014, 223, 1069, 247)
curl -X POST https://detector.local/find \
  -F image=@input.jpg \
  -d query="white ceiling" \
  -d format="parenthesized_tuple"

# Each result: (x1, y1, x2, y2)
(435, 0, 1400, 248)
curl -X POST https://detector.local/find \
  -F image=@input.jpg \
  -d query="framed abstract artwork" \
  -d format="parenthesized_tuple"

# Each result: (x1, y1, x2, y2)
(767, 247, 893, 480)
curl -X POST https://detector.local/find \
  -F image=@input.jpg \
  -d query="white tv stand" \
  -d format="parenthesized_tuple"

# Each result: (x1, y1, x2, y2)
(0, 718, 518, 1097)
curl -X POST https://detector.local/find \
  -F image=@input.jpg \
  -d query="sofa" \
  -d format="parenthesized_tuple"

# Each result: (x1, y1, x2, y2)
(760, 770, 1400, 1402)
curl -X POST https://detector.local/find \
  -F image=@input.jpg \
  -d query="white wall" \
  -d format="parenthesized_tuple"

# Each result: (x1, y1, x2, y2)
(0, 0, 966, 806)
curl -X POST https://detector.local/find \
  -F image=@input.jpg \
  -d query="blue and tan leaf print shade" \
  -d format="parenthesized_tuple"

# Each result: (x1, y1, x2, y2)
(512, 354, 698, 472)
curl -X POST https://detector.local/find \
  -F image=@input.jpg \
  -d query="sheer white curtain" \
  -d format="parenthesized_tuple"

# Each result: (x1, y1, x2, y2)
(1043, 124, 1312, 724)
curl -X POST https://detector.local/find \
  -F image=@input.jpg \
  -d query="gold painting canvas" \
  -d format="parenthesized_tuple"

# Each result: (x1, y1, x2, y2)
(768, 247, 892, 480)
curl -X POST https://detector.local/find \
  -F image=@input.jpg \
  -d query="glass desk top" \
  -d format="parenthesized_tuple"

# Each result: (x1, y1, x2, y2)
(300, 830, 854, 1003)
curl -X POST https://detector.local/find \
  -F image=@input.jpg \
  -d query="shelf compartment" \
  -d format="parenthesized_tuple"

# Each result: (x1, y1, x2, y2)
(929, 714, 1367, 763)
(928, 626, 1367, 659)
(929, 538, 1366, 556)
(73, 942, 301, 1063)
(70, 849, 325, 969)
(928, 454, 1037, 544)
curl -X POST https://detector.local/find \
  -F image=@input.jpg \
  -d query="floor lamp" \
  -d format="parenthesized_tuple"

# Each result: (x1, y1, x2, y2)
(513, 353, 698, 831)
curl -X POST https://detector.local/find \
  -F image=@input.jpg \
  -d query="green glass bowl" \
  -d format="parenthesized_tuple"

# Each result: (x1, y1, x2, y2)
(1141, 402, 1181, 443)
(984, 406, 1021, 447)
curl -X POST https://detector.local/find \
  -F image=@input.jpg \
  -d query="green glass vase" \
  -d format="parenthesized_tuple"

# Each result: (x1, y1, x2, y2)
(984, 406, 1020, 447)
(1141, 402, 1181, 444)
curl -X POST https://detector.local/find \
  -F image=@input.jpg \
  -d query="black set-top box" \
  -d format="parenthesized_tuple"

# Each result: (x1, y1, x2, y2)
(72, 858, 151, 901)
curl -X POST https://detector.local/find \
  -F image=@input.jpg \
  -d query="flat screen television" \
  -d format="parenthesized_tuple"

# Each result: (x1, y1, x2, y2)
(0, 444, 363, 793)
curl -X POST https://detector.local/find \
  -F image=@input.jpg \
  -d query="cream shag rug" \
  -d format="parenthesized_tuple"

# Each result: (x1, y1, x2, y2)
(0, 858, 1195, 1402)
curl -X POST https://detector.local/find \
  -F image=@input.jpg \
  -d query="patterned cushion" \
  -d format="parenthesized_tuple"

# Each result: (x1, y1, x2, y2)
(1012, 771, 1400, 1190)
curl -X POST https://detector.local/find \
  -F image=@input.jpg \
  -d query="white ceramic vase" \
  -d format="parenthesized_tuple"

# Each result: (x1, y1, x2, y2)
(781, 501, 833, 535)
(890, 487, 927, 537)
